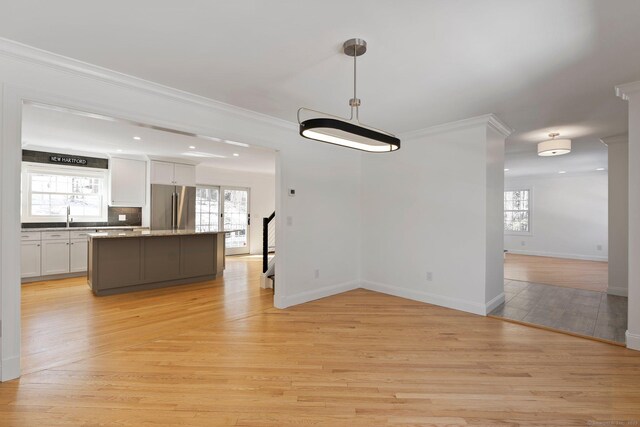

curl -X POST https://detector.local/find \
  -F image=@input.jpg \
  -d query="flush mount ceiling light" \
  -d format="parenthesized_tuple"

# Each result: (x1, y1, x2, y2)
(538, 133, 571, 156)
(298, 38, 400, 153)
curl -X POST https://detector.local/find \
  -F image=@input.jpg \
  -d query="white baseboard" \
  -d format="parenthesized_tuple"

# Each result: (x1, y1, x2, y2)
(361, 280, 486, 316)
(1, 356, 20, 382)
(607, 286, 628, 297)
(485, 292, 506, 314)
(260, 275, 273, 289)
(274, 280, 360, 309)
(505, 249, 607, 262)
(626, 330, 640, 351)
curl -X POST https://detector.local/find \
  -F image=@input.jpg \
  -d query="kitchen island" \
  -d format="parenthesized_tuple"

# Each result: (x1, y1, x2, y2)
(87, 229, 227, 295)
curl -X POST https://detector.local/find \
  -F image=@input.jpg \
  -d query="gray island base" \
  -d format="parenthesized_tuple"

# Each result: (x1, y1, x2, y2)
(87, 229, 226, 296)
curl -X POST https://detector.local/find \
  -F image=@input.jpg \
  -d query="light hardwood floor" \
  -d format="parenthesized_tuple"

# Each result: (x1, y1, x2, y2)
(2, 256, 640, 425)
(504, 253, 608, 292)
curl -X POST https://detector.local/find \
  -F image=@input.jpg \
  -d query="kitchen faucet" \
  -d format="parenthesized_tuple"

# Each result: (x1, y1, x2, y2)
(66, 205, 72, 227)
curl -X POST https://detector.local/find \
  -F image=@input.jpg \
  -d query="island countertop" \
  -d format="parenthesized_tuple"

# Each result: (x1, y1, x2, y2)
(88, 229, 233, 239)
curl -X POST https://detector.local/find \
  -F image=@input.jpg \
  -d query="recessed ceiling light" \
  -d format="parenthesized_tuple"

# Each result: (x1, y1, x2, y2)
(189, 145, 196, 149)
(117, 149, 123, 152)
(596, 168, 605, 171)
(504, 168, 509, 172)
(233, 153, 240, 157)
(133, 136, 141, 140)
(558, 171, 567, 174)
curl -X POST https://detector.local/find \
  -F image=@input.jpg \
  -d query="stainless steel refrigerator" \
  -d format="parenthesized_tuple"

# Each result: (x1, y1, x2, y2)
(150, 184, 196, 230)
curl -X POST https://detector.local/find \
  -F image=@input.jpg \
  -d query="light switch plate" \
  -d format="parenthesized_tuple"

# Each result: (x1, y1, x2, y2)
(118, 214, 126, 221)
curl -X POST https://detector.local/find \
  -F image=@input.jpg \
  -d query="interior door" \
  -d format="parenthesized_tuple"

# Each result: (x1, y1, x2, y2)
(222, 187, 250, 255)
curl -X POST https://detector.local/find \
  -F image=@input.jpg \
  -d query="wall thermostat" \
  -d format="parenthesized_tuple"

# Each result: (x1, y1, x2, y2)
(288, 188, 296, 197)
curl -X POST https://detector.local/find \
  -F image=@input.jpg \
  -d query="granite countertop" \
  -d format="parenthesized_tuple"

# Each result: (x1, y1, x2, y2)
(88, 229, 232, 239)
(22, 226, 148, 232)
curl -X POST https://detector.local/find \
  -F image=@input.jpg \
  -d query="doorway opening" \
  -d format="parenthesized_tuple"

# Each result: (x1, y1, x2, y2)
(491, 136, 627, 345)
(18, 101, 277, 375)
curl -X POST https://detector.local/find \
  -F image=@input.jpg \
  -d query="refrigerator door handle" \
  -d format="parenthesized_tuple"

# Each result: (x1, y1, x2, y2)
(171, 192, 177, 229)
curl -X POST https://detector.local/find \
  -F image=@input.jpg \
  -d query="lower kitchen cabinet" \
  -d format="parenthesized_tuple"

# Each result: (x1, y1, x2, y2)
(69, 239, 88, 273)
(20, 241, 42, 278)
(41, 240, 70, 275)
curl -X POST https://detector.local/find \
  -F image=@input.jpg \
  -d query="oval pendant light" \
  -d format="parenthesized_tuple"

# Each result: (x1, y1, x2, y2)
(298, 38, 400, 153)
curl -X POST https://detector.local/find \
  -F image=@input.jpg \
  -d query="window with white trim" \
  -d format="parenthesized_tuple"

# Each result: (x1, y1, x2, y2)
(21, 163, 108, 223)
(504, 189, 530, 233)
(195, 185, 220, 232)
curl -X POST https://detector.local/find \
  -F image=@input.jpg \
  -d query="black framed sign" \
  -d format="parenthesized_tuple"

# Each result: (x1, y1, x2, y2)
(22, 150, 108, 169)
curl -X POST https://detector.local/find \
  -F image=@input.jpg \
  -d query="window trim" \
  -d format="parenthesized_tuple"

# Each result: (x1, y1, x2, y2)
(195, 184, 221, 232)
(504, 187, 533, 236)
(21, 162, 109, 223)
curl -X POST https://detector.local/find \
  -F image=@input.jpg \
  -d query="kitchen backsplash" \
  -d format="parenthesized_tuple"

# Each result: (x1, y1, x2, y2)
(22, 207, 142, 228)
(107, 207, 142, 226)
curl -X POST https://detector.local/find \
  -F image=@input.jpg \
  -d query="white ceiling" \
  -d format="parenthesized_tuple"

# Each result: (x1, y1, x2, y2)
(3, 0, 639, 177)
(21, 103, 276, 174)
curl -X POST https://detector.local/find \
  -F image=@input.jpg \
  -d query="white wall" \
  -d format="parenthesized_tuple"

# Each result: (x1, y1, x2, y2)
(617, 80, 640, 351)
(504, 173, 608, 261)
(360, 117, 509, 315)
(0, 40, 362, 380)
(603, 135, 628, 296)
(196, 166, 275, 255)
(485, 127, 506, 307)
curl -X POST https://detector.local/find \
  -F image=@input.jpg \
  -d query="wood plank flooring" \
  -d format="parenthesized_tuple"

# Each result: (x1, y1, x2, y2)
(20, 255, 274, 375)
(2, 256, 640, 425)
(504, 253, 608, 292)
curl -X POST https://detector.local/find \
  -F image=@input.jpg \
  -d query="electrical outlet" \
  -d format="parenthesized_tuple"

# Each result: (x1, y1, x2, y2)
(314, 269, 320, 279)
(521, 241, 526, 246)
(426, 271, 433, 281)
(286, 216, 293, 226)
(597, 244, 603, 251)
(118, 214, 126, 221)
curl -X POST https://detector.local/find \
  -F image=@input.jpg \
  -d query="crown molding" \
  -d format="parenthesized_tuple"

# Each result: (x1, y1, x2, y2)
(615, 80, 640, 101)
(400, 113, 513, 140)
(600, 133, 628, 146)
(0, 37, 297, 131)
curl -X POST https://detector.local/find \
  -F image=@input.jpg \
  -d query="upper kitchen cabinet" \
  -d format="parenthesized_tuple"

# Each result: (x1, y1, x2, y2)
(173, 163, 196, 186)
(150, 161, 196, 186)
(110, 157, 147, 207)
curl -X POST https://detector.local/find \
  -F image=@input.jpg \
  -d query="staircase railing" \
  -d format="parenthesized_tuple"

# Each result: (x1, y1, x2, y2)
(262, 211, 275, 273)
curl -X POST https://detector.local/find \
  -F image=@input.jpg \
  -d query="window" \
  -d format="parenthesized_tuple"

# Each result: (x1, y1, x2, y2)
(22, 164, 108, 222)
(195, 186, 220, 232)
(504, 189, 530, 233)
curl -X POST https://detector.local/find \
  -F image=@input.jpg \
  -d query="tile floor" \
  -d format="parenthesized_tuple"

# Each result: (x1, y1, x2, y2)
(490, 280, 628, 343)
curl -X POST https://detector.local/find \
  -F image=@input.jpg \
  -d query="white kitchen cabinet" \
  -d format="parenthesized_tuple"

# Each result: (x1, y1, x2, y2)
(41, 240, 70, 275)
(173, 163, 196, 186)
(150, 161, 195, 186)
(150, 161, 175, 185)
(21, 241, 41, 278)
(110, 157, 147, 207)
(69, 238, 88, 273)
